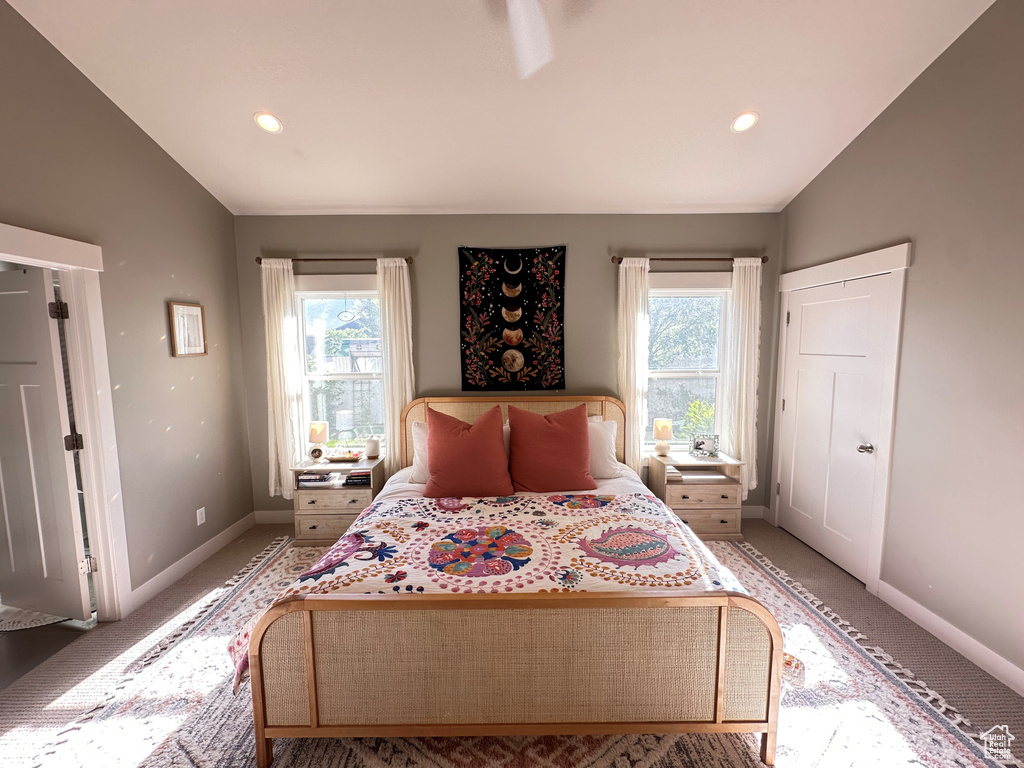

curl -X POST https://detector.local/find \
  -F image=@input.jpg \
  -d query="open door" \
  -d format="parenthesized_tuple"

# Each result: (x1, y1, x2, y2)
(0, 267, 91, 620)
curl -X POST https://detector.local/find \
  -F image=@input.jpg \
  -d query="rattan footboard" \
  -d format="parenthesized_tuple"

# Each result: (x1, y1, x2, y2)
(249, 591, 782, 767)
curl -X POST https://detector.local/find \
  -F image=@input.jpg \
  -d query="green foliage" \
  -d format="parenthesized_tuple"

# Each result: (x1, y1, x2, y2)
(649, 296, 720, 371)
(677, 400, 715, 439)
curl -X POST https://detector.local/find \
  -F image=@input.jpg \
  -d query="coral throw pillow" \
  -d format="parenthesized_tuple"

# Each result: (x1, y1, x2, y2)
(508, 404, 598, 493)
(424, 406, 513, 498)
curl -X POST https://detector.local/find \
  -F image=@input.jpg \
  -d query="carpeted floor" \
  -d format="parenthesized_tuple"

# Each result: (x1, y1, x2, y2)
(0, 520, 1019, 766)
(743, 520, 1024, 749)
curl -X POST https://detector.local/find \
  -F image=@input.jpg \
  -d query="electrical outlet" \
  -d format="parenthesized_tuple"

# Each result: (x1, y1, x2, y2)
(196, 507, 206, 526)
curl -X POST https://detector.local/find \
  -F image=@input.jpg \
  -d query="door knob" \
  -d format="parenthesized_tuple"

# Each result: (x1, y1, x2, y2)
(857, 443, 875, 454)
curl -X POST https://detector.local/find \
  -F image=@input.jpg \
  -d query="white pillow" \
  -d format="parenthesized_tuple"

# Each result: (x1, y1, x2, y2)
(410, 420, 510, 484)
(587, 416, 621, 479)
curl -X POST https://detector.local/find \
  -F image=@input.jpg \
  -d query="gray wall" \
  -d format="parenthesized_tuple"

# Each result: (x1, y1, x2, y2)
(0, 2, 253, 590)
(781, 0, 1024, 668)
(235, 214, 781, 513)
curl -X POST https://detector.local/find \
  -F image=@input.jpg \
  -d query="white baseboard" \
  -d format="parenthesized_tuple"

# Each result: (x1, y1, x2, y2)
(742, 505, 767, 519)
(877, 581, 1024, 698)
(122, 512, 256, 616)
(255, 509, 294, 524)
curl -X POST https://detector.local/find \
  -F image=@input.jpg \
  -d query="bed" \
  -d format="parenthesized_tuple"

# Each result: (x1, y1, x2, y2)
(245, 396, 782, 767)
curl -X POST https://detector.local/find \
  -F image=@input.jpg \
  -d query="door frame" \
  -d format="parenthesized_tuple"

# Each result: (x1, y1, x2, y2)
(0, 222, 130, 621)
(770, 242, 911, 595)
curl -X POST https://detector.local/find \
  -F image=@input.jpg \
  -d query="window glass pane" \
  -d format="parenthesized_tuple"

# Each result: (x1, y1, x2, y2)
(646, 377, 717, 444)
(308, 379, 385, 448)
(303, 296, 382, 375)
(648, 295, 721, 370)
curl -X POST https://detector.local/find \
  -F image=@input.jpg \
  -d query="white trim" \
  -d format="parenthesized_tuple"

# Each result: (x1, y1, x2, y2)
(772, 243, 910, 595)
(255, 509, 294, 524)
(877, 581, 1024, 698)
(0, 223, 103, 272)
(649, 272, 732, 291)
(58, 269, 132, 621)
(294, 274, 376, 292)
(741, 504, 766, 520)
(778, 242, 911, 293)
(121, 512, 255, 614)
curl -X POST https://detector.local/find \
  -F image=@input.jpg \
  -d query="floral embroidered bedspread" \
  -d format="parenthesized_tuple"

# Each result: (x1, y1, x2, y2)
(229, 492, 751, 692)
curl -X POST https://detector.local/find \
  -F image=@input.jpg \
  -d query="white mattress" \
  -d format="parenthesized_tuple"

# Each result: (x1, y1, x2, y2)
(375, 463, 648, 505)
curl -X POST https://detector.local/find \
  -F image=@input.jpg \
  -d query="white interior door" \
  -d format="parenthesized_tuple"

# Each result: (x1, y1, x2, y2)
(0, 268, 91, 619)
(776, 272, 901, 583)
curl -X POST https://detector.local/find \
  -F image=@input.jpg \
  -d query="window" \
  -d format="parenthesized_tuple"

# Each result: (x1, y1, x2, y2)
(646, 274, 729, 447)
(298, 290, 384, 449)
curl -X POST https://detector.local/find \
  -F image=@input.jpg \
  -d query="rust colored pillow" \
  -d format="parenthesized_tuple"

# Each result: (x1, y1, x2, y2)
(424, 406, 513, 498)
(508, 404, 598, 493)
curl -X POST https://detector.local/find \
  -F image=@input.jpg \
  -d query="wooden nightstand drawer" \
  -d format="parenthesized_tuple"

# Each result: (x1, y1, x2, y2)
(674, 510, 741, 535)
(666, 483, 741, 508)
(296, 488, 372, 512)
(295, 513, 357, 540)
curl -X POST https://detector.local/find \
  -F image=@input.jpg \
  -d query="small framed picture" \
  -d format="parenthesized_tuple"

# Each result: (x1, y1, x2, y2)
(691, 433, 720, 457)
(168, 301, 208, 357)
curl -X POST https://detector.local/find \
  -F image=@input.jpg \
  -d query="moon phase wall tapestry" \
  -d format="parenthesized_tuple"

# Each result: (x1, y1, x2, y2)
(459, 245, 566, 390)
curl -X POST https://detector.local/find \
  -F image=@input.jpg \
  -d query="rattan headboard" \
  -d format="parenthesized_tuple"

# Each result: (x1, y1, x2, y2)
(399, 396, 627, 469)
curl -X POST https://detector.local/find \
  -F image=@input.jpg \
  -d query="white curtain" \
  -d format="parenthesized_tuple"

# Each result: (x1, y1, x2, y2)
(377, 258, 415, 477)
(721, 257, 763, 499)
(616, 257, 650, 473)
(261, 259, 304, 500)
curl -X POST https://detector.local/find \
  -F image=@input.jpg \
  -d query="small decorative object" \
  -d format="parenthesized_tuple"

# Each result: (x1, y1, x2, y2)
(168, 301, 207, 357)
(327, 451, 362, 463)
(309, 421, 329, 463)
(653, 419, 673, 456)
(364, 435, 381, 459)
(459, 245, 566, 390)
(691, 433, 720, 457)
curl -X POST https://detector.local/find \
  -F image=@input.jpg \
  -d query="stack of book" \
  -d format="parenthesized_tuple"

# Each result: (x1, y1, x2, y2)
(297, 472, 339, 488)
(343, 469, 372, 487)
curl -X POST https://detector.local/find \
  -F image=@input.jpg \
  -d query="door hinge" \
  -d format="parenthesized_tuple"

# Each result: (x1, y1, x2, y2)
(776, 482, 781, 495)
(64, 433, 84, 451)
(48, 301, 70, 320)
(78, 556, 97, 575)
(786, 311, 790, 326)
(782, 399, 786, 411)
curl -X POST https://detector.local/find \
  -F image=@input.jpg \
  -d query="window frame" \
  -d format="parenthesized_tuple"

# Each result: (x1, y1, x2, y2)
(646, 272, 731, 450)
(295, 281, 384, 448)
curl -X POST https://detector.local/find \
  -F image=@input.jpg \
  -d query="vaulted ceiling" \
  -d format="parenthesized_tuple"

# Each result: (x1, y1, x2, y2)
(10, 0, 993, 214)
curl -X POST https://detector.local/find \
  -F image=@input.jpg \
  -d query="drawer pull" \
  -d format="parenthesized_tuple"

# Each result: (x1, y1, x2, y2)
(308, 524, 318, 530)
(681, 495, 689, 499)
(349, 499, 359, 504)
(307, 500, 316, 505)
(681, 519, 689, 524)
(720, 519, 728, 524)
(721, 494, 729, 499)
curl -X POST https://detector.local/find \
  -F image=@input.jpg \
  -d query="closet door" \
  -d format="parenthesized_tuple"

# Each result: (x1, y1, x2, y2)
(776, 271, 901, 583)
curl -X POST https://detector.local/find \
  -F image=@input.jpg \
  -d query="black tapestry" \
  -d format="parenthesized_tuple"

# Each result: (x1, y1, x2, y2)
(459, 246, 566, 390)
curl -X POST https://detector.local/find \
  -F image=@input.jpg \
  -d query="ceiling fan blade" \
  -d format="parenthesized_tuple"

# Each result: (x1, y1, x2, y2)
(506, 0, 553, 79)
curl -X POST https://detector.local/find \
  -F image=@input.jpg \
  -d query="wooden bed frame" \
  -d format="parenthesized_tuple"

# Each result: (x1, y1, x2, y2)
(249, 396, 782, 767)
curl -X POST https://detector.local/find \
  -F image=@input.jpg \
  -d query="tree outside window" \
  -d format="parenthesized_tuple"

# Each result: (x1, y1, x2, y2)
(300, 293, 384, 449)
(646, 293, 724, 447)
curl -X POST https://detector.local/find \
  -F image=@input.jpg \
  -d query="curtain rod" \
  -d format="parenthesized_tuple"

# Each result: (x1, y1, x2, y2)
(610, 254, 768, 264)
(255, 256, 412, 265)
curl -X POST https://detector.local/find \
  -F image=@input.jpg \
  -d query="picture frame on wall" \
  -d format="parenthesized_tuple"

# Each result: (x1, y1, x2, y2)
(168, 301, 208, 357)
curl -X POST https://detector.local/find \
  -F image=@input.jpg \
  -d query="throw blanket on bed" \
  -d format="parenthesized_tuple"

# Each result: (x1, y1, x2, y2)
(229, 492, 752, 692)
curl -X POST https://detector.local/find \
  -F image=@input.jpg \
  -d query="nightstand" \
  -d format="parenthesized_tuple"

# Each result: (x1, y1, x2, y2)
(289, 457, 385, 544)
(648, 452, 744, 541)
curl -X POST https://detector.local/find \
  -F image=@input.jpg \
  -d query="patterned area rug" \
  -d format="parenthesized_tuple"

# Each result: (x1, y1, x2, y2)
(0, 603, 68, 632)
(33, 537, 1018, 768)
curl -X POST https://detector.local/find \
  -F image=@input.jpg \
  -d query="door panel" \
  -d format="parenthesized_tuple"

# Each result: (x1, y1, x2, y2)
(777, 273, 898, 583)
(0, 268, 91, 619)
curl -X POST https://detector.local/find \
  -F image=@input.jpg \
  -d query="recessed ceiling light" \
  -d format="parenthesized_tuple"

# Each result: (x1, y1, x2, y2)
(730, 111, 759, 133)
(254, 112, 283, 134)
